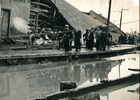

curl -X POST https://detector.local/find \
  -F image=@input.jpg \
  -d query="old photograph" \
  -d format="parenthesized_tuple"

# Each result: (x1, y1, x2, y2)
(0, 0, 139, 100)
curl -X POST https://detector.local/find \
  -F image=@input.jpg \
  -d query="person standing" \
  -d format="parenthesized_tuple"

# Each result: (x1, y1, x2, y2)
(88, 28, 94, 50)
(83, 29, 90, 49)
(100, 27, 107, 51)
(95, 27, 101, 50)
(106, 32, 112, 49)
(63, 25, 73, 51)
(57, 30, 64, 49)
(85, 64, 94, 82)
(74, 29, 81, 51)
(63, 33, 70, 51)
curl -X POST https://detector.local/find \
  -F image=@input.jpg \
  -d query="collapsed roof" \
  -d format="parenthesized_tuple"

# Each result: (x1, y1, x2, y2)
(51, 0, 105, 34)
(30, 0, 124, 41)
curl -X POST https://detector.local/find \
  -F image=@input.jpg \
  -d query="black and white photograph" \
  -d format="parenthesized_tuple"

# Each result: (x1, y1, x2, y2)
(0, 0, 139, 100)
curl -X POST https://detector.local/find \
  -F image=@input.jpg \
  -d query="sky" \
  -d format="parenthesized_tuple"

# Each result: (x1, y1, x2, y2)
(65, 0, 139, 34)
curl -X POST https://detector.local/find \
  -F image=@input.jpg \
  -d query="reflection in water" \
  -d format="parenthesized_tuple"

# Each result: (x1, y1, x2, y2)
(63, 67, 69, 81)
(73, 65, 81, 82)
(84, 64, 94, 82)
(95, 62, 111, 81)
(0, 75, 10, 96)
(94, 83, 139, 100)
(82, 61, 112, 83)
(0, 54, 139, 100)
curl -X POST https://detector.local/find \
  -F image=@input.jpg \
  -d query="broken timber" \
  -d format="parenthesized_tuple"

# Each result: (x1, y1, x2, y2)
(31, 2, 52, 9)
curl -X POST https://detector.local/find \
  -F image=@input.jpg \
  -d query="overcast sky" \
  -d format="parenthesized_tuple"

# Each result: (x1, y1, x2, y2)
(65, 0, 139, 33)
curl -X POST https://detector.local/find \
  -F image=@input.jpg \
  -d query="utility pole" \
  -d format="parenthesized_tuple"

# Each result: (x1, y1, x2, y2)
(107, 0, 112, 31)
(119, 8, 123, 30)
(119, 8, 129, 30)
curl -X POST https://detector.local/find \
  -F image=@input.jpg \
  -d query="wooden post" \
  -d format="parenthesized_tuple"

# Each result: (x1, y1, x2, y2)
(107, 0, 112, 31)
(119, 8, 123, 30)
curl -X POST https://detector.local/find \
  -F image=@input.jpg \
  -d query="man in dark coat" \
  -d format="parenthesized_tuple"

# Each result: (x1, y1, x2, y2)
(118, 34, 123, 44)
(106, 32, 112, 49)
(63, 25, 73, 51)
(95, 27, 101, 50)
(99, 27, 107, 51)
(63, 33, 71, 51)
(74, 29, 81, 51)
(57, 30, 65, 49)
(83, 29, 89, 49)
(88, 28, 94, 50)
(123, 34, 127, 44)
(83, 29, 94, 50)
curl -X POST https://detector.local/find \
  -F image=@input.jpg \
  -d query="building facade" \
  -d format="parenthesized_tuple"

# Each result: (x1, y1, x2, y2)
(0, 0, 30, 39)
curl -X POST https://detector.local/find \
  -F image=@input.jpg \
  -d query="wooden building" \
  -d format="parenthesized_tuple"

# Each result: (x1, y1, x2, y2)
(0, 0, 30, 39)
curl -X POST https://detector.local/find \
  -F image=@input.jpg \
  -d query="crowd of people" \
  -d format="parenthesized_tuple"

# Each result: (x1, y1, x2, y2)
(57, 25, 81, 52)
(57, 25, 113, 52)
(83, 26, 112, 51)
(30, 25, 126, 52)
(29, 24, 82, 52)
(118, 34, 136, 45)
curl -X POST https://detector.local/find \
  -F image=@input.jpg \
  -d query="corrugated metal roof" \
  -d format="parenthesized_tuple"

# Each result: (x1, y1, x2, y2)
(51, 0, 105, 34)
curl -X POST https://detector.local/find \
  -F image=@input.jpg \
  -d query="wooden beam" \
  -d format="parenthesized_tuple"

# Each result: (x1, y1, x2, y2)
(41, 13, 50, 18)
(30, 18, 35, 22)
(30, 12, 36, 16)
(30, 9, 40, 13)
(38, 21, 51, 26)
(31, 2, 51, 9)
(30, 8, 51, 13)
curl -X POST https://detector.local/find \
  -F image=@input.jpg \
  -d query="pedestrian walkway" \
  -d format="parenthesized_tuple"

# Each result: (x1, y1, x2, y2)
(0, 45, 139, 60)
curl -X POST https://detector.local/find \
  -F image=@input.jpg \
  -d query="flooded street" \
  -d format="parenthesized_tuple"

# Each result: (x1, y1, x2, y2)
(0, 0, 139, 100)
(96, 83, 140, 100)
(0, 52, 139, 100)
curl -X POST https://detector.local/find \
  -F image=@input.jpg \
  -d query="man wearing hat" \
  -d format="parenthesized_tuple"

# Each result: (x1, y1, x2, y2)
(63, 24, 73, 51)
(74, 29, 81, 51)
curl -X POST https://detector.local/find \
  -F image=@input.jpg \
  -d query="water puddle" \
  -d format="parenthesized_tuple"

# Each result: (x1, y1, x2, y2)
(0, 54, 139, 100)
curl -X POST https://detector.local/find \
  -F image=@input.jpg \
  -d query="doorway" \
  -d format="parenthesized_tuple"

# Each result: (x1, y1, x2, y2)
(1, 9, 11, 38)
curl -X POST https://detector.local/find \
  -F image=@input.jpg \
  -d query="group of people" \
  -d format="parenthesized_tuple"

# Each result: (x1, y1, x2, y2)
(57, 25, 81, 52)
(83, 26, 112, 51)
(58, 25, 113, 52)
(118, 34, 135, 45)
(29, 24, 82, 52)
(30, 25, 113, 52)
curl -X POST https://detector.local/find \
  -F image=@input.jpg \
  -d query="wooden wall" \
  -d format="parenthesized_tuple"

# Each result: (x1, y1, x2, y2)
(0, 0, 30, 38)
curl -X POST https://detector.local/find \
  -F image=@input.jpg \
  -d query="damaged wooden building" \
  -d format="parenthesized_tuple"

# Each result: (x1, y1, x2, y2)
(0, 0, 123, 41)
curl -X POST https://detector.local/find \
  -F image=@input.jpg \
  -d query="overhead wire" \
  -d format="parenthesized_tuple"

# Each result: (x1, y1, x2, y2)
(116, 20, 139, 25)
